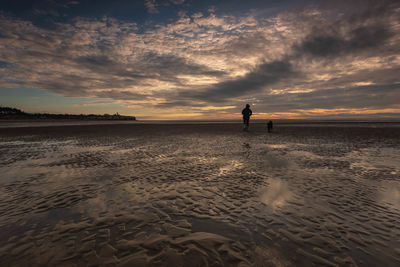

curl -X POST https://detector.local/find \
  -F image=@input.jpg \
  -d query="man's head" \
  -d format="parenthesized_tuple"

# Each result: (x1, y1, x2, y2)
(246, 104, 250, 108)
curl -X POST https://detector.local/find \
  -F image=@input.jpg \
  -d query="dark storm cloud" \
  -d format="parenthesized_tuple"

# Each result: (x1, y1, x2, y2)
(294, 4, 396, 58)
(295, 24, 393, 58)
(75, 53, 225, 82)
(75, 55, 115, 66)
(22, 75, 92, 96)
(75, 55, 149, 80)
(155, 100, 197, 108)
(95, 90, 150, 100)
(296, 84, 400, 109)
(142, 53, 226, 79)
(179, 59, 295, 102)
(325, 67, 400, 88)
(254, 83, 400, 112)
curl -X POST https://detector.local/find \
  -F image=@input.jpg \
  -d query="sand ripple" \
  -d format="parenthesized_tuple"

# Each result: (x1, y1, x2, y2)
(0, 124, 399, 266)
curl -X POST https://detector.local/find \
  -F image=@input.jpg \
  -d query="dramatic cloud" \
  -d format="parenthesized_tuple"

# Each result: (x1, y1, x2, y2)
(179, 59, 295, 102)
(0, 0, 399, 119)
(294, 6, 396, 58)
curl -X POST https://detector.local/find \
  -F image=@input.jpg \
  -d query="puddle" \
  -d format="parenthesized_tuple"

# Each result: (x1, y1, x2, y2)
(260, 179, 293, 211)
(379, 181, 400, 210)
(349, 147, 400, 171)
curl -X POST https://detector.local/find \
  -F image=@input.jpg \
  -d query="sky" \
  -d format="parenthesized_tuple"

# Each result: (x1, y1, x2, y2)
(0, 0, 399, 120)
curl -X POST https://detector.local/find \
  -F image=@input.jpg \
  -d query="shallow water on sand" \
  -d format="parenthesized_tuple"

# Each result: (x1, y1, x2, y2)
(0, 123, 399, 266)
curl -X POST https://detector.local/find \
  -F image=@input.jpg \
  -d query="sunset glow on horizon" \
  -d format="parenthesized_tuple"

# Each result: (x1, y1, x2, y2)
(1, 0, 400, 120)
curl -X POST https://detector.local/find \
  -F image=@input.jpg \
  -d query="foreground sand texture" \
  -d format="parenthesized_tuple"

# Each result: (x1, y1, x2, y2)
(0, 123, 399, 266)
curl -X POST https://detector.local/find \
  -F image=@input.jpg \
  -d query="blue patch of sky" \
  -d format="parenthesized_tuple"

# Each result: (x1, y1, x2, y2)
(0, 0, 144, 29)
(0, 0, 309, 30)
(0, 61, 9, 68)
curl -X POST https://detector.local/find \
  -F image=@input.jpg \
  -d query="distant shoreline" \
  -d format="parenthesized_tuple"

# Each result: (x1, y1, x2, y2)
(0, 119, 139, 123)
(0, 107, 136, 121)
(0, 119, 140, 128)
(1, 119, 399, 130)
(2, 118, 400, 124)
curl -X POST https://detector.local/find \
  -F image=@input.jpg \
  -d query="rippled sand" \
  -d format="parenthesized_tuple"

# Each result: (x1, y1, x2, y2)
(0, 123, 399, 266)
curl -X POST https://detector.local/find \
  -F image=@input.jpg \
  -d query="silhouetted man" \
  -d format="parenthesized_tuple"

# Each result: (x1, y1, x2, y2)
(242, 104, 252, 131)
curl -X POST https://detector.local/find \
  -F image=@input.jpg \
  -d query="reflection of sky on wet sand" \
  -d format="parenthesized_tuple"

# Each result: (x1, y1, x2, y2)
(348, 147, 400, 172)
(260, 179, 293, 211)
(379, 181, 400, 210)
(77, 188, 122, 219)
(1, 126, 400, 266)
(0, 140, 74, 183)
(245, 142, 292, 170)
(288, 150, 321, 160)
(0, 140, 113, 185)
(218, 160, 243, 176)
(265, 144, 289, 149)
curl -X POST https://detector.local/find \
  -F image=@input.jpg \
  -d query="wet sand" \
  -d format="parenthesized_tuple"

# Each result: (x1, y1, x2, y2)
(0, 122, 399, 266)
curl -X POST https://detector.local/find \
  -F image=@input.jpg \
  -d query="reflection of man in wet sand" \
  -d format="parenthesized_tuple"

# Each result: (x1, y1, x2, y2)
(242, 104, 252, 131)
(267, 120, 273, 132)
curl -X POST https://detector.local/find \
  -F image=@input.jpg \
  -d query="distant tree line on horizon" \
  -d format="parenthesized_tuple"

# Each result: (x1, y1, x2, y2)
(0, 107, 136, 121)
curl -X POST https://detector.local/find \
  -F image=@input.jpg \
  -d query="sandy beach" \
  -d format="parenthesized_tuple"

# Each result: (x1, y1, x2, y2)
(0, 122, 399, 266)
